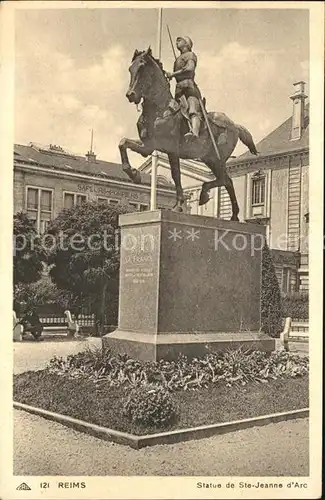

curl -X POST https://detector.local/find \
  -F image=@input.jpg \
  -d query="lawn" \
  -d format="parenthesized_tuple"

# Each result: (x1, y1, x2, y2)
(13, 370, 309, 435)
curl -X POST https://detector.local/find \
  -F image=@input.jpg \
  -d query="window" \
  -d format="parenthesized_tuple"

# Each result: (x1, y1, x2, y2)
(128, 202, 149, 212)
(64, 192, 87, 209)
(97, 197, 120, 206)
(128, 202, 139, 212)
(27, 188, 38, 211)
(64, 193, 74, 210)
(98, 197, 108, 204)
(41, 190, 52, 211)
(76, 194, 87, 205)
(282, 267, 297, 293)
(26, 187, 53, 233)
(251, 176, 265, 206)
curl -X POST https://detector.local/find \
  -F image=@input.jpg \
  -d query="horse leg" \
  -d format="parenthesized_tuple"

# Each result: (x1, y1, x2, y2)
(224, 174, 240, 221)
(199, 158, 227, 206)
(199, 159, 240, 221)
(168, 153, 185, 212)
(119, 137, 154, 183)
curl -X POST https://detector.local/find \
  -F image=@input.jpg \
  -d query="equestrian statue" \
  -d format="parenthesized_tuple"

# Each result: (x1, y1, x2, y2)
(119, 35, 258, 221)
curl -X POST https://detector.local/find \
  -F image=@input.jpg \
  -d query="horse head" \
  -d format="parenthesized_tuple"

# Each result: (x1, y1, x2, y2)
(126, 47, 169, 106)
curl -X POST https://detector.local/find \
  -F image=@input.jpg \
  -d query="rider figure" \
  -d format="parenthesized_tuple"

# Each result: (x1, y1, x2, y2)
(166, 36, 202, 140)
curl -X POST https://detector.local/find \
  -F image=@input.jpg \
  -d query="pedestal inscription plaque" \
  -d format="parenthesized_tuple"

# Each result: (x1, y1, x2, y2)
(118, 222, 160, 334)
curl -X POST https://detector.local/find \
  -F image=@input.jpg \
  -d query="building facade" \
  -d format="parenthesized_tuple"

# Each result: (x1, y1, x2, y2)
(139, 82, 309, 292)
(14, 142, 176, 233)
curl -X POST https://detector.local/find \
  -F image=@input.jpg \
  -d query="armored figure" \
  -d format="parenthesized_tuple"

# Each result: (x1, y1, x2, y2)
(166, 36, 202, 140)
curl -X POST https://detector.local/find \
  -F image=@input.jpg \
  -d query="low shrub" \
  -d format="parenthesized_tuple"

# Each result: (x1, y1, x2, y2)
(48, 346, 309, 392)
(122, 384, 178, 428)
(282, 292, 309, 320)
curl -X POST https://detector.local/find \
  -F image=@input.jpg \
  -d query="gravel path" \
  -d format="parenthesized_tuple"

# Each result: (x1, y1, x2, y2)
(13, 337, 101, 374)
(14, 410, 309, 476)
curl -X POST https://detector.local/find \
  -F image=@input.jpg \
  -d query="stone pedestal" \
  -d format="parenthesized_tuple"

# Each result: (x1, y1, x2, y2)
(103, 210, 275, 361)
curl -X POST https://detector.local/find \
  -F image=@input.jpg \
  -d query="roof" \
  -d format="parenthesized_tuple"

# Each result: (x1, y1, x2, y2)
(230, 103, 309, 164)
(14, 143, 174, 189)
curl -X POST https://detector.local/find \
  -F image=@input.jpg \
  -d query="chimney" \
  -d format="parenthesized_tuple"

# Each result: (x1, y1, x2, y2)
(290, 81, 307, 140)
(86, 150, 96, 162)
(85, 129, 96, 162)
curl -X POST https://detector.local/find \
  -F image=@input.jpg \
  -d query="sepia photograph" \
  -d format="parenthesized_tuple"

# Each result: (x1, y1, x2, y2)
(0, 1, 323, 499)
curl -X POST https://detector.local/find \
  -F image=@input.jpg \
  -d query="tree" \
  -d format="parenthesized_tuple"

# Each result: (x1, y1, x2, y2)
(47, 201, 129, 334)
(13, 212, 46, 286)
(261, 243, 283, 337)
(13, 272, 73, 315)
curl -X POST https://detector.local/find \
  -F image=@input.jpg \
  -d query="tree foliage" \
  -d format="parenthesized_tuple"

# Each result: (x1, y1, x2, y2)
(47, 201, 129, 332)
(282, 292, 308, 320)
(261, 243, 283, 337)
(14, 272, 73, 315)
(13, 212, 46, 286)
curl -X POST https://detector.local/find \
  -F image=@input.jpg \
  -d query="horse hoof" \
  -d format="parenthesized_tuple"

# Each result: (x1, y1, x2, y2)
(172, 205, 183, 213)
(132, 170, 142, 184)
(230, 215, 239, 222)
(122, 163, 131, 173)
(199, 191, 210, 206)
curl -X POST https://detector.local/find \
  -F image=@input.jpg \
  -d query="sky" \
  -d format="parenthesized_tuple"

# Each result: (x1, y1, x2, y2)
(14, 6, 309, 166)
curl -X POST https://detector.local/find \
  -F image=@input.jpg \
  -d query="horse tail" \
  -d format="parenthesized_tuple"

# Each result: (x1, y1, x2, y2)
(237, 124, 258, 155)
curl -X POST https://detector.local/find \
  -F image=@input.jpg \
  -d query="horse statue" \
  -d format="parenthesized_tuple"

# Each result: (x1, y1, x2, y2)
(119, 47, 258, 221)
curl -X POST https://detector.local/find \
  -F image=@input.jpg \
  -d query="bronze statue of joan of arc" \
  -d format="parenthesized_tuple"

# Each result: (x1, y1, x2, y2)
(120, 42, 259, 217)
(166, 36, 202, 140)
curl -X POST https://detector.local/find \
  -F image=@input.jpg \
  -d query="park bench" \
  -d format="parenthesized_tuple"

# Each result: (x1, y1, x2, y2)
(13, 310, 80, 341)
(280, 317, 309, 351)
(40, 310, 80, 336)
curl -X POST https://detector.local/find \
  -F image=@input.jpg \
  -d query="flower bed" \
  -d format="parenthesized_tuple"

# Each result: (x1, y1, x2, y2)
(13, 347, 309, 435)
(46, 345, 309, 390)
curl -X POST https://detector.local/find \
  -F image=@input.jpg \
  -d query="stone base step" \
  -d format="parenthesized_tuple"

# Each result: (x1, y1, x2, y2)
(103, 330, 276, 362)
